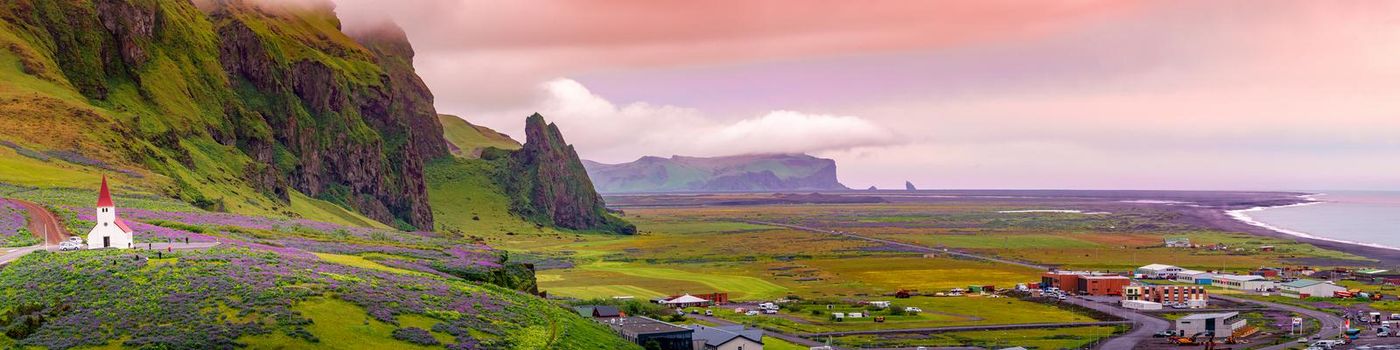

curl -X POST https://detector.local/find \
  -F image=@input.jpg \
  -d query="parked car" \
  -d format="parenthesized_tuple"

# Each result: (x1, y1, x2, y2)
(904, 307, 923, 313)
(1153, 331, 1174, 338)
(59, 240, 83, 251)
(745, 310, 759, 316)
(704, 309, 713, 316)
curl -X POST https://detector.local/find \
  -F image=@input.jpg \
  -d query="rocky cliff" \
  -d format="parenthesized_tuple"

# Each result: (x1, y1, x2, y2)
(0, 0, 445, 229)
(583, 154, 849, 193)
(502, 114, 634, 234)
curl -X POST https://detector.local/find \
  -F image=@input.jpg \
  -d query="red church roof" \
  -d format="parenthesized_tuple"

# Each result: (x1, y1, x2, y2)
(114, 218, 133, 234)
(97, 175, 113, 207)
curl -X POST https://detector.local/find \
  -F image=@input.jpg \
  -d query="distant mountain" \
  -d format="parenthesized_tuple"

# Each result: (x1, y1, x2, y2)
(583, 154, 848, 193)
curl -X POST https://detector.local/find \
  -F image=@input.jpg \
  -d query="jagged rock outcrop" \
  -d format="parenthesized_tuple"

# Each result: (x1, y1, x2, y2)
(583, 154, 849, 193)
(502, 114, 634, 234)
(905, 181, 918, 191)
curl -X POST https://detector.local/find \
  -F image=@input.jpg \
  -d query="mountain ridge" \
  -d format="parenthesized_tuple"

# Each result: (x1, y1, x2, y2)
(584, 153, 848, 193)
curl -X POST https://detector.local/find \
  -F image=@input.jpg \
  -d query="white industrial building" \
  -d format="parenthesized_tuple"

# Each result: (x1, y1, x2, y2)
(1122, 300, 1164, 310)
(1136, 264, 1184, 279)
(1212, 275, 1276, 292)
(1279, 279, 1346, 299)
(1175, 312, 1247, 338)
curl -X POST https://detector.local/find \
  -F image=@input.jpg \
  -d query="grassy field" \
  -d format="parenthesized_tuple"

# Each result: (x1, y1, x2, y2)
(437, 114, 520, 158)
(240, 297, 448, 350)
(542, 261, 790, 300)
(525, 199, 1371, 347)
(703, 297, 1097, 335)
(830, 325, 1120, 349)
(290, 191, 395, 230)
(312, 252, 431, 276)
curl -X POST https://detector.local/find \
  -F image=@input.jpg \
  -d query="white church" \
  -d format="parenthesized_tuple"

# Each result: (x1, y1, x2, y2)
(87, 175, 133, 249)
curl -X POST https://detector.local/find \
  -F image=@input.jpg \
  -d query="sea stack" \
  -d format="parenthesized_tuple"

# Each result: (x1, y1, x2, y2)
(905, 181, 917, 191)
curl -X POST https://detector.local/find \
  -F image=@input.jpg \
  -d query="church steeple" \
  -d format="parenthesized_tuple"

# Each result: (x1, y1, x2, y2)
(97, 175, 113, 208)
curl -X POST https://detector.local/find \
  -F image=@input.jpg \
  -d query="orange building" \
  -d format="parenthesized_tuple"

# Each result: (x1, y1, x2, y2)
(1041, 272, 1086, 290)
(1077, 275, 1131, 296)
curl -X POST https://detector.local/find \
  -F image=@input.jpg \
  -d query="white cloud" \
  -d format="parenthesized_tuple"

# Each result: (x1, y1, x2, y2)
(472, 78, 897, 163)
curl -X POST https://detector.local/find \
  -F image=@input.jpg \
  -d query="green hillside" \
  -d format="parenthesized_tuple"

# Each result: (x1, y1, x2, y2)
(0, 0, 637, 348)
(0, 0, 447, 230)
(438, 114, 520, 158)
(0, 248, 638, 349)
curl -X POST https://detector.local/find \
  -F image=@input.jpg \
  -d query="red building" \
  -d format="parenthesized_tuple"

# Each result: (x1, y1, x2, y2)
(1043, 271, 1130, 296)
(1041, 272, 1086, 290)
(1077, 275, 1131, 296)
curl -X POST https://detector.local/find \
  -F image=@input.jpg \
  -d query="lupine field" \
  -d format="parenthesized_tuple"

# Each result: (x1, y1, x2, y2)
(0, 199, 38, 247)
(0, 185, 638, 349)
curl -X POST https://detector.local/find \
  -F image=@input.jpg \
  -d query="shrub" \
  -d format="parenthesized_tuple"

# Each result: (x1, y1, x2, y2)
(392, 327, 439, 346)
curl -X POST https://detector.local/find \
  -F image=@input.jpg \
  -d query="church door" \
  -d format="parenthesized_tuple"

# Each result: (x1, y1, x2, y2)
(103, 236, 110, 248)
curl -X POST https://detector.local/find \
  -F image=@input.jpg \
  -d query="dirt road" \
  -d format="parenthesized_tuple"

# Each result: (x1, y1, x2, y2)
(13, 199, 69, 246)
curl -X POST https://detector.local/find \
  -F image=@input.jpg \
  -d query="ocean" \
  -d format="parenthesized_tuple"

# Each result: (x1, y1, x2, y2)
(1229, 191, 1400, 250)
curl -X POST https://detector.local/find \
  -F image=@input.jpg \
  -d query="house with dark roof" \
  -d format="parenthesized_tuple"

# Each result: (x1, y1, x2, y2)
(603, 316, 695, 350)
(686, 324, 763, 350)
(592, 305, 622, 318)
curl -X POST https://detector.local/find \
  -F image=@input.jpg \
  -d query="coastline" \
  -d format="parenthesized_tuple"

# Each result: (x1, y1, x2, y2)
(1225, 194, 1400, 252)
(1202, 193, 1400, 266)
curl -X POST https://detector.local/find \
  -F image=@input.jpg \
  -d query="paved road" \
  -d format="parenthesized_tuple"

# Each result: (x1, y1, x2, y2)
(803, 321, 1132, 337)
(0, 246, 46, 266)
(14, 199, 69, 246)
(742, 220, 1049, 270)
(1212, 295, 1345, 350)
(1057, 297, 1171, 350)
(691, 314, 838, 349)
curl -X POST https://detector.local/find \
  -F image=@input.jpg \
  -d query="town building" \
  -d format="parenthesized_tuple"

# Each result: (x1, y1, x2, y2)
(603, 316, 695, 350)
(1077, 275, 1131, 296)
(1136, 264, 1185, 279)
(1142, 285, 1208, 308)
(1165, 237, 1191, 248)
(1279, 279, 1347, 299)
(658, 294, 713, 308)
(573, 305, 626, 318)
(1174, 270, 1215, 285)
(1041, 271, 1085, 290)
(1042, 271, 1129, 295)
(87, 175, 134, 249)
(686, 325, 764, 350)
(1251, 267, 1281, 278)
(1122, 299, 1163, 310)
(1212, 275, 1276, 292)
(1123, 285, 1145, 301)
(1175, 312, 1247, 338)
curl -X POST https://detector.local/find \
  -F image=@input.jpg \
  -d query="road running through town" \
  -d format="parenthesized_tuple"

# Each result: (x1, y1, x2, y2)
(1212, 295, 1345, 350)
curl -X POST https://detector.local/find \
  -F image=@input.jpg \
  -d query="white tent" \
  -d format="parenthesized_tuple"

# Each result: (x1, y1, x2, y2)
(662, 294, 710, 307)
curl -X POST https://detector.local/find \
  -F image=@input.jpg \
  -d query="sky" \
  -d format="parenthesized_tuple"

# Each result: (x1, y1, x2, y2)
(329, 0, 1400, 191)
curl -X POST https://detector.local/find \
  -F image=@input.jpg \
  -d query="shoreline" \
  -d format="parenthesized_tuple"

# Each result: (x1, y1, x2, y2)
(1224, 194, 1400, 252)
(1200, 194, 1400, 266)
